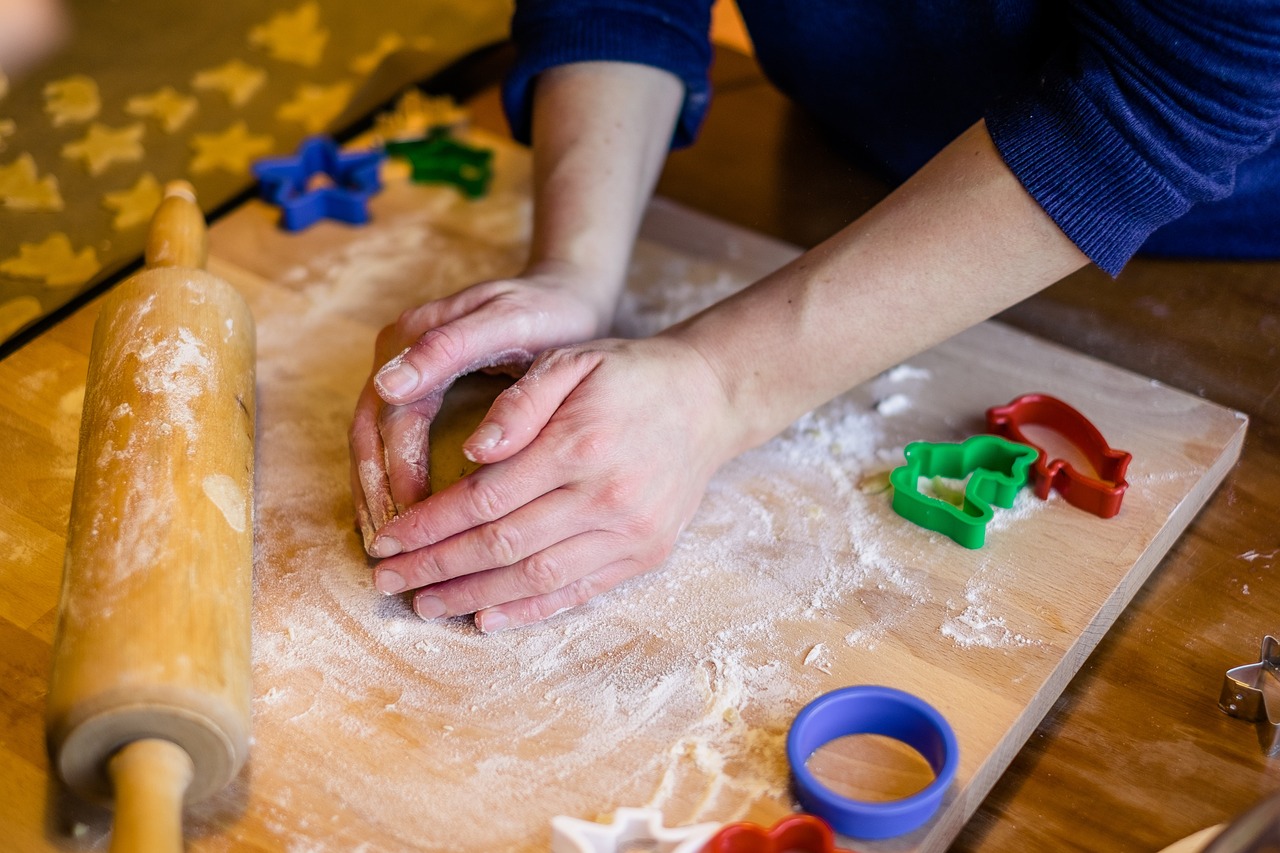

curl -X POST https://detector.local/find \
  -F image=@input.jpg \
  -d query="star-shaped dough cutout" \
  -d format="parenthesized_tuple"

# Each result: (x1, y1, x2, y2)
(249, 2, 328, 67)
(102, 172, 162, 230)
(126, 86, 197, 133)
(190, 121, 273, 175)
(44, 74, 100, 125)
(275, 81, 354, 133)
(192, 59, 266, 107)
(61, 122, 145, 176)
(0, 233, 101, 287)
(350, 33, 404, 75)
(0, 152, 64, 211)
(550, 808, 720, 853)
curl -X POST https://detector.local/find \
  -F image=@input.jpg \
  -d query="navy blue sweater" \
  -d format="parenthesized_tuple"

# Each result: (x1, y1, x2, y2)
(502, 1, 1280, 275)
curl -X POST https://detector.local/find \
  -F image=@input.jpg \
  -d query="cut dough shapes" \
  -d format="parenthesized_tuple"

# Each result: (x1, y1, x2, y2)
(1, 233, 101, 287)
(44, 74, 100, 126)
(61, 122, 145, 176)
(276, 81, 354, 133)
(249, 2, 328, 67)
(190, 121, 273, 174)
(126, 86, 197, 133)
(373, 90, 469, 143)
(0, 296, 42, 342)
(192, 59, 266, 107)
(0, 152, 64, 211)
(103, 172, 162, 230)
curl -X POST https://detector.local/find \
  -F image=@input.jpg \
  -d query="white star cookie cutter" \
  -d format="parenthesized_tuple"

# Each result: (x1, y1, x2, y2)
(551, 808, 721, 853)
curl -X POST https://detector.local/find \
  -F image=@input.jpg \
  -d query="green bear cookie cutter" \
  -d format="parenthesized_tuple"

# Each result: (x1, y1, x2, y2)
(889, 435, 1038, 549)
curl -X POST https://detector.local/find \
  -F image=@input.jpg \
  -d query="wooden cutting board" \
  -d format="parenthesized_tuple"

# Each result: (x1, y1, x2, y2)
(1, 134, 1245, 851)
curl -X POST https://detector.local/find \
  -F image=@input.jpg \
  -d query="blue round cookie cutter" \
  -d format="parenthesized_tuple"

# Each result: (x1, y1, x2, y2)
(786, 685, 959, 839)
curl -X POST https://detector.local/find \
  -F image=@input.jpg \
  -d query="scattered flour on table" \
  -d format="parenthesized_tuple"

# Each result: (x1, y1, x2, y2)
(207, 224, 1059, 852)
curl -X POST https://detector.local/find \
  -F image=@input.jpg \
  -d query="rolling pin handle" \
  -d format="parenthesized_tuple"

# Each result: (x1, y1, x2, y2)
(107, 738, 195, 853)
(144, 180, 208, 271)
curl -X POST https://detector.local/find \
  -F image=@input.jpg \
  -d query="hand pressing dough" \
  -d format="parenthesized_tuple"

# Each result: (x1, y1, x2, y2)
(276, 82, 354, 133)
(0, 152, 64, 211)
(0, 233, 101, 287)
(102, 172, 162, 230)
(61, 122, 145, 176)
(249, 2, 328, 67)
(43, 74, 100, 126)
(0, 295, 42, 342)
(190, 121, 273, 175)
(192, 59, 266, 107)
(126, 86, 197, 133)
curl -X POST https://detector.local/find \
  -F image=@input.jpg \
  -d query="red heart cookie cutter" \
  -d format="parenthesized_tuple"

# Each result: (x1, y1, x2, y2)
(703, 814, 857, 853)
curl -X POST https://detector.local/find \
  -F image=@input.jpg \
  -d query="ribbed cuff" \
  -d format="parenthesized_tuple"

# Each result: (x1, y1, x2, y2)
(987, 79, 1189, 276)
(501, 7, 712, 150)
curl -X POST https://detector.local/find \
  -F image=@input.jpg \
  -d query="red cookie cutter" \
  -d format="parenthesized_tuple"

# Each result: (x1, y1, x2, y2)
(703, 814, 857, 853)
(985, 393, 1132, 518)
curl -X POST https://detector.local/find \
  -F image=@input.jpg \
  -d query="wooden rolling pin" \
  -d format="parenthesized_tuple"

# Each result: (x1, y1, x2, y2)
(46, 182, 256, 851)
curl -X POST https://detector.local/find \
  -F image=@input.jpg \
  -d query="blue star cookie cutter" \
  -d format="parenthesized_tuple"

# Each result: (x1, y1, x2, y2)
(253, 136, 385, 231)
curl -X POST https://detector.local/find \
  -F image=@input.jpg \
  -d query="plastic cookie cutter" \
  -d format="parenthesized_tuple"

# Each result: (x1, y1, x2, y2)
(704, 814, 858, 853)
(787, 686, 959, 840)
(1219, 635, 1280, 756)
(252, 135, 384, 232)
(889, 434, 1037, 549)
(550, 807, 720, 853)
(384, 129, 493, 199)
(985, 393, 1132, 518)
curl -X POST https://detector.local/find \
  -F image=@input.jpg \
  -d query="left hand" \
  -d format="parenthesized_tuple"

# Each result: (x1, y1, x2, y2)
(365, 334, 743, 632)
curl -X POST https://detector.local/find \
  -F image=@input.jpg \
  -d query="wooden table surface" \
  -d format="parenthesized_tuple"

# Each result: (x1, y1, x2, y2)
(2, 43, 1278, 852)
(459, 46, 1280, 852)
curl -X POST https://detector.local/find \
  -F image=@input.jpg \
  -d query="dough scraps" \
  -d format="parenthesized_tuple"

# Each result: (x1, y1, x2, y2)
(0, 152, 64, 211)
(190, 121, 273, 174)
(125, 86, 197, 133)
(0, 295, 42, 342)
(350, 33, 405, 75)
(0, 233, 101, 287)
(249, 2, 328, 67)
(61, 122, 145, 176)
(276, 81, 354, 133)
(372, 91, 469, 143)
(192, 59, 266, 107)
(102, 172, 162, 230)
(43, 74, 100, 126)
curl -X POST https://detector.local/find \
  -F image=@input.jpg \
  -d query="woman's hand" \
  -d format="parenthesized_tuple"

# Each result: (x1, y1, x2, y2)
(363, 334, 743, 632)
(348, 262, 615, 550)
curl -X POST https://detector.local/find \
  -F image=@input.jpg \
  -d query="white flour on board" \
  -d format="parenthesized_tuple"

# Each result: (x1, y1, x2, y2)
(194, 209, 1084, 852)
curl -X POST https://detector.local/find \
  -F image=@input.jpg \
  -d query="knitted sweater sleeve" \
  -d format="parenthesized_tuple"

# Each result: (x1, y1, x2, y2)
(986, 0, 1280, 275)
(501, 0, 715, 149)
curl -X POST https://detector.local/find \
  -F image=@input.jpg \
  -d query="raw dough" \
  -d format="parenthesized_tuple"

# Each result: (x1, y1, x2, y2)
(126, 86, 197, 133)
(189, 121, 273, 175)
(61, 122, 145, 176)
(0, 233, 100, 287)
(276, 81, 354, 133)
(102, 172, 162, 230)
(192, 59, 266, 107)
(249, 2, 328, 67)
(43, 74, 100, 126)
(372, 90, 469, 143)
(0, 296, 42, 342)
(0, 152, 63, 211)
(350, 33, 404, 75)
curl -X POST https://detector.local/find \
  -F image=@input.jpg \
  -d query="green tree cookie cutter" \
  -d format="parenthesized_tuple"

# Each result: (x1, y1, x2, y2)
(889, 435, 1038, 549)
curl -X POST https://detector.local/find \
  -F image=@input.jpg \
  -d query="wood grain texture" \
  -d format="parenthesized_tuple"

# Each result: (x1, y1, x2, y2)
(0, 120, 1251, 852)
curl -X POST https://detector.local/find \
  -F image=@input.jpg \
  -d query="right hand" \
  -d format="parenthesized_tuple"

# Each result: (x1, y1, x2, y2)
(348, 262, 614, 550)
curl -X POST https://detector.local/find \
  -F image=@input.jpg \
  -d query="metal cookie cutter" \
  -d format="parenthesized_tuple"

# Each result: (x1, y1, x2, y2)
(252, 135, 384, 232)
(986, 393, 1132, 519)
(889, 435, 1038, 549)
(550, 807, 720, 853)
(1219, 635, 1280, 756)
(704, 814, 857, 853)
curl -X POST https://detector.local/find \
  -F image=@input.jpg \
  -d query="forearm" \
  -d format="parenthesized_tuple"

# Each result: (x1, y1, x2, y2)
(524, 61, 684, 327)
(668, 120, 1090, 456)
